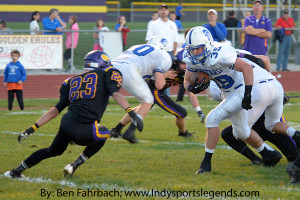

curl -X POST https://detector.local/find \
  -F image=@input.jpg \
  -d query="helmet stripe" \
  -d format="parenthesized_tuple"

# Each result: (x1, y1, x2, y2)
(188, 27, 195, 45)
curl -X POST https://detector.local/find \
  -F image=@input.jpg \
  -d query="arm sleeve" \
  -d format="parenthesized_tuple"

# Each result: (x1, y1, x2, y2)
(266, 19, 272, 32)
(115, 24, 120, 31)
(244, 17, 250, 28)
(145, 23, 154, 41)
(105, 69, 123, 95)
(20, 65, 27, 82)
(55, 80, 70, 112)
(214, 23, 228, 41)
(3, 66, 8, 82)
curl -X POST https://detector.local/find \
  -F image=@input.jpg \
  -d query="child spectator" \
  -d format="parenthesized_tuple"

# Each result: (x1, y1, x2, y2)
(30, 11, 41, 35)
(115, 16, 130, 50)
(0, 20, 13, 35)
(93, 18, 109, 51)
(3, 50, 27, 110)
(64, 15, 79, 70)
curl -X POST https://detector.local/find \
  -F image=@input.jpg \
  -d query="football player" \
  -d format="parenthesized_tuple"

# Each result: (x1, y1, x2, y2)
(146, 48, 205, 137)
(184, 26, 287, 174)
(110, 36, 177, 143)
(4, 51, 143, 179)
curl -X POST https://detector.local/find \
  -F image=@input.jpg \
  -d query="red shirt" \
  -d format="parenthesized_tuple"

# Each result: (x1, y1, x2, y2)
(275, 17, 295, 35)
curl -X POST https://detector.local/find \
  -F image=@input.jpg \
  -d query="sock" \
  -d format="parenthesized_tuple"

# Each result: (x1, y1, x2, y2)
(115, 122, 125, 132)
(203, 148, 214, 163)
(14, 161, 28, 174)
(294, 156, 300, 168)
(128, 122, 136, 131)
(72, 153, 88, 169)
(240, 146, 261, 161)
(287, 127, 296, 137)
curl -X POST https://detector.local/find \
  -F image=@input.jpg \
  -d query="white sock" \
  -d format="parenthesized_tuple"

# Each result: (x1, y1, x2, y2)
(205, 147, 215, 154)
(263, 143, 274, 151)
(255, 143, 265, 152)
(286, 127, 296, 137)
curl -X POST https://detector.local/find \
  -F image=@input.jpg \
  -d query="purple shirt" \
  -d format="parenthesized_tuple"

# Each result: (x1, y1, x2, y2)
(243, 15, 272, 55)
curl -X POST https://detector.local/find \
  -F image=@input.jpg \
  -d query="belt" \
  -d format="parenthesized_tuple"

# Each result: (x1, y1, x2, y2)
(259, 79, 273, 84)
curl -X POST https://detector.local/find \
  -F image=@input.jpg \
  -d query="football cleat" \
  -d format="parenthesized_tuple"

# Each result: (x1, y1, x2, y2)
(4, 170, 25, 179)
(196, 161, 211, 174)
(197, 111, 205, 123)
(63, 163, 77, 178)
(122, 128, 138, 144)
(292, 131, 300, 153)
(251, 158, 263, 165)
(110, 128, 121, 138)
(286, 163, 300, 184)
(178, 130, 196, 137)
(262, 149, 282, 167)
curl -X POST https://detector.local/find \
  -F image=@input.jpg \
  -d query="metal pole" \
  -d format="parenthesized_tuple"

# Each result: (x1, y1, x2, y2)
(117, 1, 120, 19)
(223, 0, 226, 21)
(131, 2, 134, 23)
(197, 6, 200, 23)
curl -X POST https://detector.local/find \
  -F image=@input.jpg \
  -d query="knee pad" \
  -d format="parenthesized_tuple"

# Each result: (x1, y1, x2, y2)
(232, 126, 250, 140)
(205, 110, 221, 127)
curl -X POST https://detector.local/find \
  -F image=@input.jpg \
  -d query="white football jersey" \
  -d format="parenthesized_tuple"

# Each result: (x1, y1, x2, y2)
(184, 45, 275, 93)
(112, 44, 172, 77)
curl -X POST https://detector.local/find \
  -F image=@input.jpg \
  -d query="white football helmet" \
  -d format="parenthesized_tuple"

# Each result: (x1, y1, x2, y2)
(185, 26, 214, 64)
(147, 35, 168, 51)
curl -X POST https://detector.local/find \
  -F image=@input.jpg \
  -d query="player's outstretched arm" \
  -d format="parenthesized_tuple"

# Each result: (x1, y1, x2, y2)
(18, 107, 60, 143)
(111, 92, 143, 132)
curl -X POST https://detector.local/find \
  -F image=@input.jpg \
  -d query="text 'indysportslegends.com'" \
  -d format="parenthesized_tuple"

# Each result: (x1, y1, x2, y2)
(41, 188, 259, 199)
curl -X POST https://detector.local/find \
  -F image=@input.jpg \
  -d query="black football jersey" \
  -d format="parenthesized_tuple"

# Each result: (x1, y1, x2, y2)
(55, 67, 123, 123)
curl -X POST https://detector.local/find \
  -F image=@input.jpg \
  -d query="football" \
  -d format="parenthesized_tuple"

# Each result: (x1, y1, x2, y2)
(190, 71, 210, 85)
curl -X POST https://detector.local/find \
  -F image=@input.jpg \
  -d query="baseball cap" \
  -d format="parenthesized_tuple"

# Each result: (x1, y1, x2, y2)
(253, 0, 263, 5)
(207, 9, 218, 15)
(159, 4, 168, 9)
(283, 9, 289, 14)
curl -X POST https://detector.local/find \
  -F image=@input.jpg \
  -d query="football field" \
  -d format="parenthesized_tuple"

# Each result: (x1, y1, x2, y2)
(0, 95, 299, 199)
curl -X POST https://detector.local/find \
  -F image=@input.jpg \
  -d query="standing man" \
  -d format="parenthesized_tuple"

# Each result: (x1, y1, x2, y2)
(146, 4, 179, 55)
(175, 1, 185, 20)
(4, 51, 143, 179)
(238, 11, 252, 49)
(274, 9, 295, 71)
(203, 9, 227, 42)
(244, 0, 272, 55)
(42, 8, 66, 35)
(223, 11, 240, 44)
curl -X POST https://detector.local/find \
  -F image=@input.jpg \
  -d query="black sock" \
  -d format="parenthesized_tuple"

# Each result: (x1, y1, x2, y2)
(240, 146, 261, 161)
(258, 147, 269, 157)
(14, 162, 27, 174)
(294, 156, 300, 168)
(128, 122, 136, 131)
(203, 151, 213, 163)
(72, 153, 88, 169)
(115, 122, 125, 132)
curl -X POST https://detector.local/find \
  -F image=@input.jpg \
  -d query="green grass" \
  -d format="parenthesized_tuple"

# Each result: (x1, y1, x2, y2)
(0, 94, 300, 199)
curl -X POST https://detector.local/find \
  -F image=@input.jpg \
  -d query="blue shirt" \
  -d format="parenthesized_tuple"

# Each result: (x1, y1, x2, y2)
(42, 17, 64, 35)
(4, 61, 27, 83)
(115, 24, 127, 31)
(174, 20, 183, 30)
(203, 23, 228, 42)
(176, 5, 183, 17)
(243, 15, 272, 55)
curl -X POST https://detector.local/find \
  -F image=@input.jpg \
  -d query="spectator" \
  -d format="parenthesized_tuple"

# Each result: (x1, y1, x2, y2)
(3, 50, 27, 111)
(223, 11, 240, 45)
(42, 8, 66, 35)
(175, 1, 184, 20)
(146, 4, 179, 55)
(169, 11, 183, 30)
(93, 18, 109, 51)
(147, 11, 159, 29)
(30, 11, 40, 35)
(274, 9, 295, 71)
(238, 11, 252, 49)
(64, 15, 79, 71)
(203, 9, 227, 42)
(0, 20, 13, 35)
(243, 0, 272, 55)
(115, 16, 130, 50)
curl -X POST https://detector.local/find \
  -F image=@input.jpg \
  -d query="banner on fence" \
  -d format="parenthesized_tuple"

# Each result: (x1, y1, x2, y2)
(0, 35, 63, 69)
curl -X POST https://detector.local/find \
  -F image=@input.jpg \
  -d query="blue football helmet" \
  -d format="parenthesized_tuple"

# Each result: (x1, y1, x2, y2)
(185, 26, 214, 65)
(84, 50, 112, 69)
(147, 35, 168, 51)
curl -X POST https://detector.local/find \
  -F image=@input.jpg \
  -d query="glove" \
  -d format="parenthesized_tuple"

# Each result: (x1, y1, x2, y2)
(188, 77, 209, 94)
(18, 127, 35, 143)
(197, 111, 205, 123)
(283, 93, 290, 105)
(242, 85, 253, 110)
(128, 111, 144, 132)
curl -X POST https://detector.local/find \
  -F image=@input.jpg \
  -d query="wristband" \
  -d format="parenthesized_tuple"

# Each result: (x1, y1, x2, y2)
(194, 106, 201, 112)
(32, 123, 39, 131)
(244, 85, 253, 95)
(125, 107, 133, 113)
(239, 53, 245, 58)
